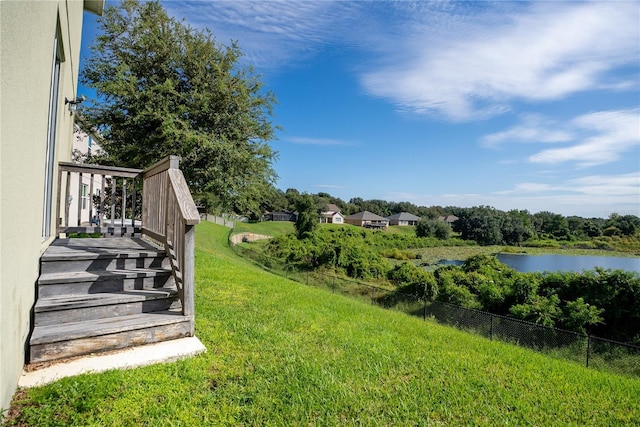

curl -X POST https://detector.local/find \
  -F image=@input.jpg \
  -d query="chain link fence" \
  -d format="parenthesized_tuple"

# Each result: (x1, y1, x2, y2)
(229, 239, 640, 378)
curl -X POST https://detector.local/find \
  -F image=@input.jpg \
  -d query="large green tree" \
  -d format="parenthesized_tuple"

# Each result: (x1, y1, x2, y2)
(452, 206, 505, 245)
(80, 0, 278, 216)
(294, 194, 318, 239)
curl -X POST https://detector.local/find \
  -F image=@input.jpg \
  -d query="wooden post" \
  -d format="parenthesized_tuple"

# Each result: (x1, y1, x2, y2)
(490, 315, 494, 340)
(183, 224, 196, 334)
(55, 168, 62, 235)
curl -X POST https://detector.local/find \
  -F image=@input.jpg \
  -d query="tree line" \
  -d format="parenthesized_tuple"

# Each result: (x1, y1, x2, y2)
(449, 207, 639, 246)
(269, 189, 639, 249)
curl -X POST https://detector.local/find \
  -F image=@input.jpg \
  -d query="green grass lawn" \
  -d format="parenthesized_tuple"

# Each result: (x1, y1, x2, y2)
(6, 221, 640, 426)
(233, 220, 294, 237)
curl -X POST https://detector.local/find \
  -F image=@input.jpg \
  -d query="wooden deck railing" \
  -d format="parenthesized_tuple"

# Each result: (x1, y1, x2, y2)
(141, 156, 200, 327)
(56, 162, 143, 236)
(56, 157, 200, 327)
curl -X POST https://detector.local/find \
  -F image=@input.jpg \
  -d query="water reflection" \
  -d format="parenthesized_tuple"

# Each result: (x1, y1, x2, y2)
(495, 254, 640, 273)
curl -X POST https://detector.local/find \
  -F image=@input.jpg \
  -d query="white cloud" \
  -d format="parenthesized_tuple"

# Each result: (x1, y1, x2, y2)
(315, 184, 347, 190)
(165, 1, 363, 68)
(512, 183, 554, 193)
(528, 109, 640, 167)
(482, 114, 574, 148)
(286, 136, 351, 146)
(360, 1, 640, 121)
(386, 172, 639, 217)
(496, 172, 640, 197)
(166, 2, 638, 120)
(481, 109, 640, 167)
(564, 173, 640, 197)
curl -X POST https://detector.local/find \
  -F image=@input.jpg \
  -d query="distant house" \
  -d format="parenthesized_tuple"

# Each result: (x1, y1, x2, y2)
(263, 211, 298, 222)
(67, 125, 104, 227)
(387, 212, 421, 226)
(438, 215, 459, 224)
(344, 211, 389, 229)
(320, 203, 344, 224)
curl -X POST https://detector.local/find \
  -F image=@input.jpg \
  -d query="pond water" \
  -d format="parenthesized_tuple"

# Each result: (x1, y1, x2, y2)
(437, 254, 640, 273)
(496, 254, 640, 274)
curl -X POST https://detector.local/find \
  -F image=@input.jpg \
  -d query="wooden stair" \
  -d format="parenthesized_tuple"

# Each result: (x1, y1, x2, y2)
(30, 237, 193, 363)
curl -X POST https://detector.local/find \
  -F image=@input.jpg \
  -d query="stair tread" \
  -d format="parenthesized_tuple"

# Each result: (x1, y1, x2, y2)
(35, 288, 178, 312)
(42, 237, 164, 261)
(31, 310, 190, 345)
(39, 268, 172, 284)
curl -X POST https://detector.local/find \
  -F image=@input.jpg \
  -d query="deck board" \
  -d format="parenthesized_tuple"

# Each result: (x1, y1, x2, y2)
(35, 289, 177, 312)
(31, 310, 188, 344)
(42, 237, 164, 260)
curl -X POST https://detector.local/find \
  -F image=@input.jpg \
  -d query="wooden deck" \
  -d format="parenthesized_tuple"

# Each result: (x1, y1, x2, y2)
(30, 237, 192, 363)
(29, 157, 199, 365)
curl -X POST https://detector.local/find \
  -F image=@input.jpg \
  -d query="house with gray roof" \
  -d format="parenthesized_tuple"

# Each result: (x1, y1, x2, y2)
(438, 215, 459, 224)
(344, 211, 389, 229)
(387, 212, 421, 226)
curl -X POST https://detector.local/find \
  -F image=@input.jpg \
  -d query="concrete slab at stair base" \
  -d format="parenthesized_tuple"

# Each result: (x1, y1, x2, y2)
(19, 337, 206, 388)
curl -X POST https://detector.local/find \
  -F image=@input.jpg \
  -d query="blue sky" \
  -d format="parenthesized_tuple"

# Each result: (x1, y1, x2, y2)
(80, 1, 640, 218)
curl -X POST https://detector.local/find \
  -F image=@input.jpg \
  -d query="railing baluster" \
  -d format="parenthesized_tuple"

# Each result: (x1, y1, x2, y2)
(76, 172, 83, 226)
(89, 173, 94, 226)
(131, 177, 137, 228)
(110, 176, 116, 227)
(100, 174, 106, 227)
(64, 171, 71, 229)
(122, 177, 127, 228)
(56, 162, 143, 236)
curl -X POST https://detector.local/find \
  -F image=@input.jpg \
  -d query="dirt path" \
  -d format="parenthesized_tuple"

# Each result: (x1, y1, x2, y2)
(230, 232, 271, 244)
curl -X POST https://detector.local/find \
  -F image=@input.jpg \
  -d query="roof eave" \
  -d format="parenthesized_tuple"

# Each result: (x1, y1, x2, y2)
(84, 0, 105, 16)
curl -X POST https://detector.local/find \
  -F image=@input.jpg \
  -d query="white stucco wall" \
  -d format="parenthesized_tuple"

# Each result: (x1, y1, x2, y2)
(0, 0, 88, 412)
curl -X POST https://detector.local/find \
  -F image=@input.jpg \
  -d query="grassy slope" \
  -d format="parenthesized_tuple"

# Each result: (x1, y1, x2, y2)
(7, 222, 640, 426)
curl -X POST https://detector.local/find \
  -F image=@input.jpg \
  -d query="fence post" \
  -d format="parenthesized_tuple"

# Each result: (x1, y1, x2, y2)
(586, 335, 591, 369)
(490, 315, 494, 341)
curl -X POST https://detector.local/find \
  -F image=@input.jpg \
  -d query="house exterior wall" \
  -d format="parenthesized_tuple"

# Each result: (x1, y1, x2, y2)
(0, 0, 90, 411)
(345, 219, 389, 228)
(320, 212, 344, 224)
(389, 219, 417, 226)
(66, 173, 101, 226)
